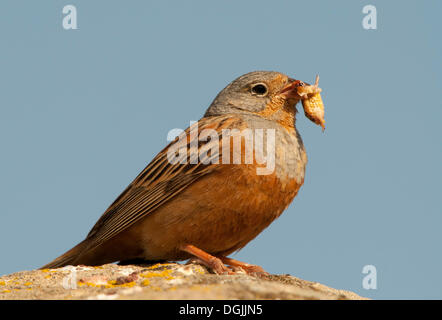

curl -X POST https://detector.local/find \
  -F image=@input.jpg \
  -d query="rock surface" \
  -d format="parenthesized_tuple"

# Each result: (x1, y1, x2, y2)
(0, 263, 366, 300)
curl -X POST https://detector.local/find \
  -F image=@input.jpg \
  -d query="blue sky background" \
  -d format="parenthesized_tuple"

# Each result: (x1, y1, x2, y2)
(0, 0, 440, 299)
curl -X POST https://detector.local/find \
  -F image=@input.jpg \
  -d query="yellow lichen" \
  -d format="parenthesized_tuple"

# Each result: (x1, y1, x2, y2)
(103, 280, 136, 289)
(146, 263, 163, 270)
(76, 277, 140, 289)
(141, 279, 150, 286)
(194, 266, 206, 275)
(140, 269, 174, 280)
(24, 282, 32, 286)
(0, 281, 5, 286)
(85, 282, 97, 287)
(2, 290, 11, 293)
(77, 281, 99, 287)
(106, 280, 117, 286)
(118, 281, 136, 288)
(146, 263, 174, 270)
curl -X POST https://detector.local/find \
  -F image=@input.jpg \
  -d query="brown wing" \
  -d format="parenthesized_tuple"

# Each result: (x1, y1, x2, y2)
(82, 115, 243, 253)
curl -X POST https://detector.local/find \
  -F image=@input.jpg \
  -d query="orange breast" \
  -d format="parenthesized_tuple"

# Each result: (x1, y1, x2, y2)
(135, 160, 304, 260)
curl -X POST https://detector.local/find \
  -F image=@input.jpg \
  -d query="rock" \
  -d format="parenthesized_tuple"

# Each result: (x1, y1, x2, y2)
(0, 263, 366, 300)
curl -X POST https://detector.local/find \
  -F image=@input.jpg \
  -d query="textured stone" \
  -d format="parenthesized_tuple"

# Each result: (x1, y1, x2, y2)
(0, 263, 366, 300)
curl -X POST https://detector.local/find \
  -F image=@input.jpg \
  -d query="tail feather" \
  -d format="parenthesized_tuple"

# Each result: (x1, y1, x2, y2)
(40, 240, 89, 269)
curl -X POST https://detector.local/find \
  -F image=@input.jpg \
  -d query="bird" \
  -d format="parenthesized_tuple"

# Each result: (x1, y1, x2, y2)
(41, 71, 324, 275)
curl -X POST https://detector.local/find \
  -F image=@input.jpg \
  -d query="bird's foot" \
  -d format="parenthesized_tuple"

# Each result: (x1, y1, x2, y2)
(218, 256, 270, 278)
(180, 244, 269, 277)
(186, 257, 234, 275)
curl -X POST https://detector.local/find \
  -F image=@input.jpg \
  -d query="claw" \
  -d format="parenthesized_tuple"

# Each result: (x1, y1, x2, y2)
(218, 256, 270, 278)
(180, 244, 269, 276)
(180, 244, 234, 275)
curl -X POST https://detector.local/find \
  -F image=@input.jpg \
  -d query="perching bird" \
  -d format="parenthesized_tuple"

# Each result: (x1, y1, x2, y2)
(41, 71, 324, 275)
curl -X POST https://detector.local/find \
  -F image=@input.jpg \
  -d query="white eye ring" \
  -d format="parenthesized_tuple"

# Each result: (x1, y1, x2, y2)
(251, 83, 268, 96)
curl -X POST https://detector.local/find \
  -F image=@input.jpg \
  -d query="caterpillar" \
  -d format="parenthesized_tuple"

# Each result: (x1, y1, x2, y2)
(296, 75, 325, 131)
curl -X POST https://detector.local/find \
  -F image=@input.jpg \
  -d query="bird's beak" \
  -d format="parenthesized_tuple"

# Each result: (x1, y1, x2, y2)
(277, 78, 304, 99)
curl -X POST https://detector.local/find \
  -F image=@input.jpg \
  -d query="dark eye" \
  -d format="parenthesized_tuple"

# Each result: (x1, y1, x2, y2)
(251, 83, 268, 96)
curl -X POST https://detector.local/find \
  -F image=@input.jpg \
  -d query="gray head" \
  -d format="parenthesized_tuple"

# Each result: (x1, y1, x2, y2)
(204, 71, 299, 119)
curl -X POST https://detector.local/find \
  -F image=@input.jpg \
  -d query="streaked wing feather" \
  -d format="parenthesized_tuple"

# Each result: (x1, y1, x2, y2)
(83, 116, 242, 253)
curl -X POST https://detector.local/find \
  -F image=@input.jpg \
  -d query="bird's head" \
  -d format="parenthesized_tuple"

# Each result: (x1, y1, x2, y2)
(205, 71, 305, 128)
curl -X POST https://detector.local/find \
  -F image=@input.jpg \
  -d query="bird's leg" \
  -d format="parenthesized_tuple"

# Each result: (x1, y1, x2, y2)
(180, 244, 232, 275)
(180, 244, 269, 277)
(217, 256, 270, 277)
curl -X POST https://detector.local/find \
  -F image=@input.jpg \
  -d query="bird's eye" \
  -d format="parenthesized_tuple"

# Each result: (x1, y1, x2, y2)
(251, 83, 268, 96)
